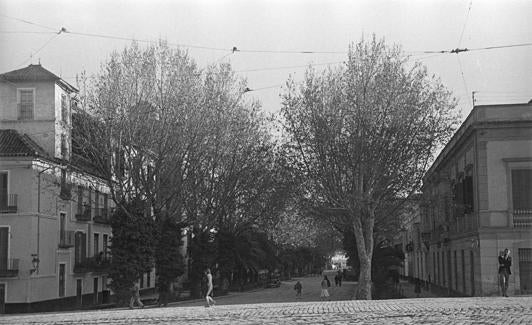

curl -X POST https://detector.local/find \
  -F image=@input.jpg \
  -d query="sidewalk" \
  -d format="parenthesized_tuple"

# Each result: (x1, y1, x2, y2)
(398, 280, 442, 299)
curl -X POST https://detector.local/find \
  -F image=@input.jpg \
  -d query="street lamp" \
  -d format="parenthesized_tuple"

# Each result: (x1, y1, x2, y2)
(30, 254, 40, 275)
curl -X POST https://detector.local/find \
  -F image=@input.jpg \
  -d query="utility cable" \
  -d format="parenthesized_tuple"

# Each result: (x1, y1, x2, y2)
(3, 14, 532, 56)
(63, 30, 231, 52)
(0, 30, 57, 34)
(456, 55, 472, 107)
(0, 13, 57, 31)
(458, 1, 473, 47)
(17, 33, 60, 68)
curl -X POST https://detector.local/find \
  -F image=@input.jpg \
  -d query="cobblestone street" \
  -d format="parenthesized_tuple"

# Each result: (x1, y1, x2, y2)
(1, 297, 531, 324)
(1, 276, 530, 324)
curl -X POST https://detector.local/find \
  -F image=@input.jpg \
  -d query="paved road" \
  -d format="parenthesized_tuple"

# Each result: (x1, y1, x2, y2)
(176, 276, 355, 306)
(2, 276, 531, 324)
(2, 297, 531, 324)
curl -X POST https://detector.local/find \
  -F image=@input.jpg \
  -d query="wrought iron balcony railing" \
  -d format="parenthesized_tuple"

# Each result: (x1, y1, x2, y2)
(0, 194, 18, 213)
(74, 256, 111, 273)
(513, 210, 532, 228)
(0, 258, 19, 277)
(93, 208, 111, 224)
(75, 204, 92, 221)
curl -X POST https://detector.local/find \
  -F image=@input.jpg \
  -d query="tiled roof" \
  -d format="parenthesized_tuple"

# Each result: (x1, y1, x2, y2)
(0, 129, 48, 157)
(0, 64, 78, 93)
(0, 64, 61, 81)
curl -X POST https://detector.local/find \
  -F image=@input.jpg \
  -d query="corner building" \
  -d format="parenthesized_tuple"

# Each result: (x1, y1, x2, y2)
(420, 101, 532, 296)
(0, 64, 156, 313)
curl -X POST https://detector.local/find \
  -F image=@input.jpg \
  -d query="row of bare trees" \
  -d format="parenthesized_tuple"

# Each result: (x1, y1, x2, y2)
(73, 42, 303, 301)
(73, 36, 458, 301)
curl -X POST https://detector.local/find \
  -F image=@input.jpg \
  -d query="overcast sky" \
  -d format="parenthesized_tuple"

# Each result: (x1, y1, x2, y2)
(1, 0, 530, 118)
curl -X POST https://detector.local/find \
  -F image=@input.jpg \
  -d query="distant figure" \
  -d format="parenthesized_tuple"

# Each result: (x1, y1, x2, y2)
(320, 276, 330, 301)
(498, 249, 512, 297)
(337, 270, 343, 287)
(294, 280, 302, 298)
(129, 281, 144, 309)
(414, 279, 421, 298)
(392, 270, 400, 290)
(205, 268, 216, 307)
(334, 274, 339, 287)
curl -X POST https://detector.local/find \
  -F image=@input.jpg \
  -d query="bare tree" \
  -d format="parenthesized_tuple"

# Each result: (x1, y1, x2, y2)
(281, 36, 458, 299)
(73, 41, 208, 293)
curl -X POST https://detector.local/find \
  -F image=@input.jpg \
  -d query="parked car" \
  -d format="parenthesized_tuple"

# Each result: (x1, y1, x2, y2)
(266, 272, 281, 288)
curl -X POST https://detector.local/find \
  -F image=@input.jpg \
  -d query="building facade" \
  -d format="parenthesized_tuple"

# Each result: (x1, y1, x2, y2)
(413, 101, 532, 296)
(0, 64, 157, 313)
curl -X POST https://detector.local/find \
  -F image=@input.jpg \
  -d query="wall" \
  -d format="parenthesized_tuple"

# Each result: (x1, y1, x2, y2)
(0, 80, 57, 157)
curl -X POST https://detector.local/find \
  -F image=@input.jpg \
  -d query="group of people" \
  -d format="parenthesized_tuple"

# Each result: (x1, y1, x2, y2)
(128, 250, 512, 309)
(293, 270, 343, 301)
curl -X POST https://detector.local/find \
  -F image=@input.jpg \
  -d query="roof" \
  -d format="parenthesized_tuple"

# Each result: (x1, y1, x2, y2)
(0, 129, 49, 157)
(423, 100, 532, 182)
(0, 64, 78, 93)
(0, 129, 106, 179)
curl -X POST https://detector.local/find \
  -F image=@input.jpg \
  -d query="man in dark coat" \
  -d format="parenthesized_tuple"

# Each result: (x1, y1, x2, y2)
(498, 248, 512, 297)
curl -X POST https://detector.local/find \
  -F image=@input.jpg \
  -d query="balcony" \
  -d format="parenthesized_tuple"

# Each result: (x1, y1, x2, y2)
(0, 258, 19, 277)
(513, 210, 532, 228)
(75, 204, 92, 221)
(93, 208, 111, 224)
(74, 256, 111, 273)
(58, 230, 75, 248)
(0, 194, 18, 213)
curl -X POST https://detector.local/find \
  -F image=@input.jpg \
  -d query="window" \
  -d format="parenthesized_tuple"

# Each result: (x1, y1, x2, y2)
(61, 94, 68, 123)
(60, 213, 66, 245)
(94, 233, 99, 257)
(17, 89, 34, 120)
(103, 234, 108, 260)
(463, 174, 474, 213)
(95, 191, 100, 215)
(61, 134, 68, 160)
(75, 232, 87, 265)
(512, 169, 532, 211)
(59, 264, 66, 297)
(77, 186, 83, 215)
(0, 172, 7, 211)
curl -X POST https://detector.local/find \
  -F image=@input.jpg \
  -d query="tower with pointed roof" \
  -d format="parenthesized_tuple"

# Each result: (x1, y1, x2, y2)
(0, 63, 77, 161)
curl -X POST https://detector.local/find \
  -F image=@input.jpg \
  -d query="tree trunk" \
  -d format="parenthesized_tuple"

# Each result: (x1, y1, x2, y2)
(352, 211, 374, 300)
(356, 253, 372, 299)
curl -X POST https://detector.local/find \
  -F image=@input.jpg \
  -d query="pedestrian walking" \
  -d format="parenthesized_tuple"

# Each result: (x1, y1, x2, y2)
(205, 268, 216, 307)
(334, 274, 339, 287)
(337, 270, 342, 287)
(498, 248, 512, 297)
(320, 275, 331, 301)
(294, 280, 302, 298)
(129, 281, 144, 309)
(414, 279, 421, 298)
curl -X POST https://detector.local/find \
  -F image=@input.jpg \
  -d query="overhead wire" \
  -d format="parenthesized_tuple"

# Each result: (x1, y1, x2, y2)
(456, 1, 473, 107)
(63, 30, 231, 52)
(458, 0, 473, 47)
(16, 33, 60, 68)
(0, 13, 57, 31)
(3, 13, 531, 102)
(3, 14, 532, 57)
(0, 30, 57, 34)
